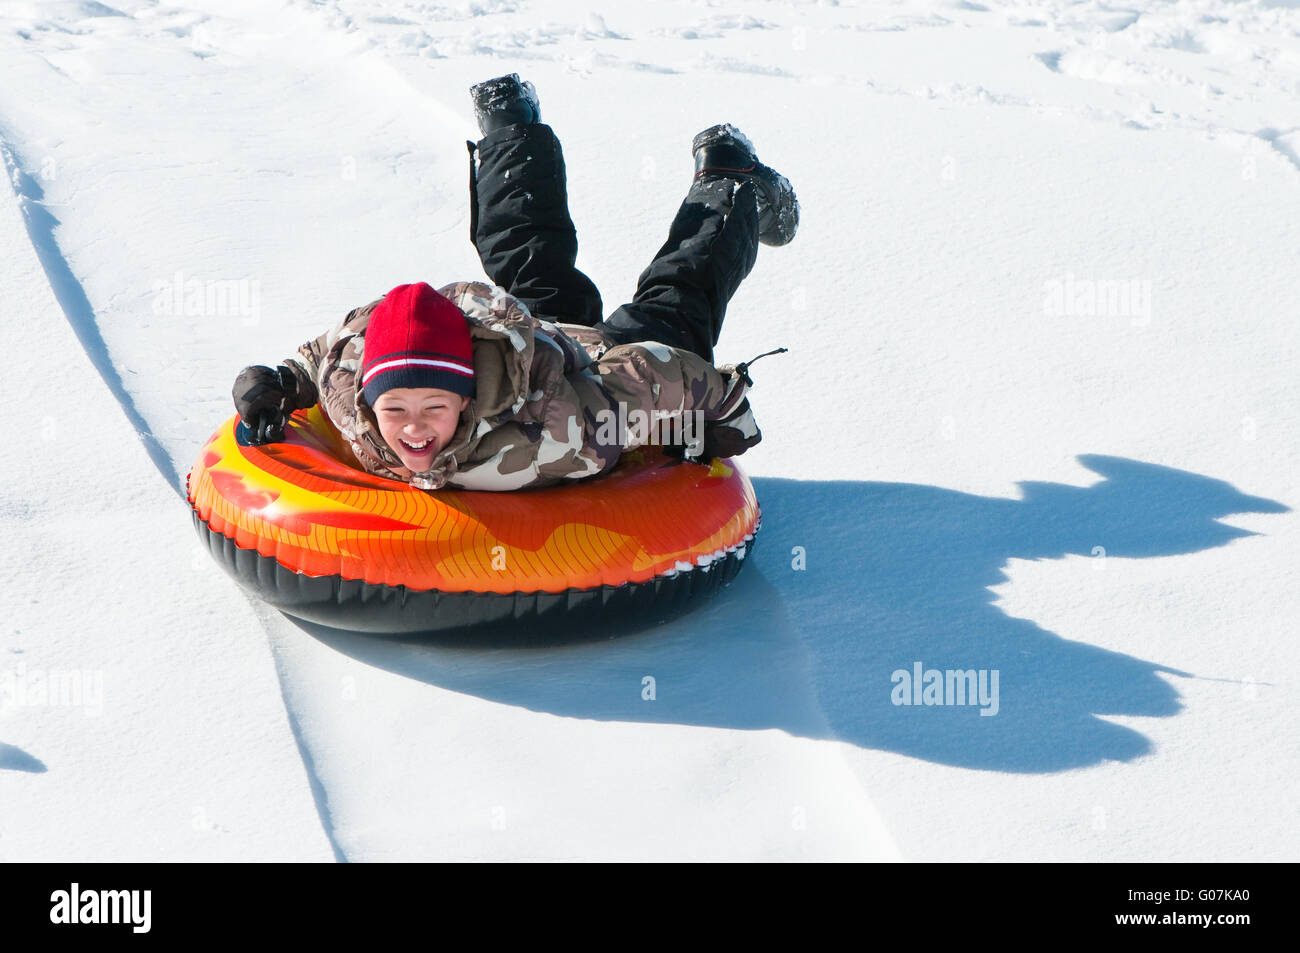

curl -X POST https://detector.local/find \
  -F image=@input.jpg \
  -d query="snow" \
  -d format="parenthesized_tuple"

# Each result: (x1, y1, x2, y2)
(1, 0, 1297, 861)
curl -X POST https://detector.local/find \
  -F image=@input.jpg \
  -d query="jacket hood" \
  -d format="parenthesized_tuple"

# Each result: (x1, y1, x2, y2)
(452, 281, 537, 420)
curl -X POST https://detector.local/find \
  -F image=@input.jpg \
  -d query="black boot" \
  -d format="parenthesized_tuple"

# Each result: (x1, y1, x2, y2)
(469, 73, 541, 136)
(692, 123, 799, 247)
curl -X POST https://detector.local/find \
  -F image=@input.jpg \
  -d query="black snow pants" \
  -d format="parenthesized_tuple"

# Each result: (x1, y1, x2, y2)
(467, 123, 760, 364)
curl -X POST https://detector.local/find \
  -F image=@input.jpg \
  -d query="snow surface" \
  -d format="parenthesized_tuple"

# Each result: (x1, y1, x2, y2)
(2, 0, 1297, 861)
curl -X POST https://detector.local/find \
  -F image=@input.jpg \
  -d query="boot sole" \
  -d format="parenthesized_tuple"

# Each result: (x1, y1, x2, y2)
(470, 74, 540, 133)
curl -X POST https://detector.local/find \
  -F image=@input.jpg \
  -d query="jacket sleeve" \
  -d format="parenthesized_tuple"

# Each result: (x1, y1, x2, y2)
(279, 304, 373, 409)
(534, 368, 623, 483)
(589, 341, 749, 453)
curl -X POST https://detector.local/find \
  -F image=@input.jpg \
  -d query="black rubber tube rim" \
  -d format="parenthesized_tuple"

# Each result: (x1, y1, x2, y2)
(192, 508, 759, 645)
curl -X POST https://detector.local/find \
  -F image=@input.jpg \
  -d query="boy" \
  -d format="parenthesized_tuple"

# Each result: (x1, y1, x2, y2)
(232, 74, 798, 491)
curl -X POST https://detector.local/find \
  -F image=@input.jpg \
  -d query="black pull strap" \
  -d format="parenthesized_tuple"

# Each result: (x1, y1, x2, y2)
(734, 346, 788, 385)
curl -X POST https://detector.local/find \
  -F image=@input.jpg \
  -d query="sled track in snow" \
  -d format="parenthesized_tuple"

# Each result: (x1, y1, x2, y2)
(0, 134, 182, 496)
(0, 0, 485, 863)
(0, 125, 351, 864)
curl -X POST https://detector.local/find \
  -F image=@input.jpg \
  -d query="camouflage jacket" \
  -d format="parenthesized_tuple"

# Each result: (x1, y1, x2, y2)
(280, 281, 749, 491)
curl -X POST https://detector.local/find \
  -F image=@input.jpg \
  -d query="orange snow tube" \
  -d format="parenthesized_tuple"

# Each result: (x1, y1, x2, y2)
(188, 406, 760, 640)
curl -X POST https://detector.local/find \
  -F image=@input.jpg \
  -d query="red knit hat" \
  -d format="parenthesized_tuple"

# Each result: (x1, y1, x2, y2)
(361, 283, 475, 404)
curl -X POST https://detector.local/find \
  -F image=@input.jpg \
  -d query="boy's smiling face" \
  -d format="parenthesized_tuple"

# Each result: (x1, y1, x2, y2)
(372, 387, 470, 472)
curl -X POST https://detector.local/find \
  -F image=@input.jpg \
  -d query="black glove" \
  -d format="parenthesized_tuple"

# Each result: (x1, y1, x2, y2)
(668, 347, 785, 465)
(233, 364, 304, 446)
(698, 397, 762, 460)
(668, 398, 761, 465)
(670, 367, 764, 465)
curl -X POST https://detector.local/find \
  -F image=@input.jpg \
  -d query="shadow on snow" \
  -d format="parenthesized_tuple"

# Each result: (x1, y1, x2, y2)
(0, 742, 47, 773)
(294, 453, 1287, 774)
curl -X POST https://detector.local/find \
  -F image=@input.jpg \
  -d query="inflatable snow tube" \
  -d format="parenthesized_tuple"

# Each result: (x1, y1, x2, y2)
(187, 406, 760, 640)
